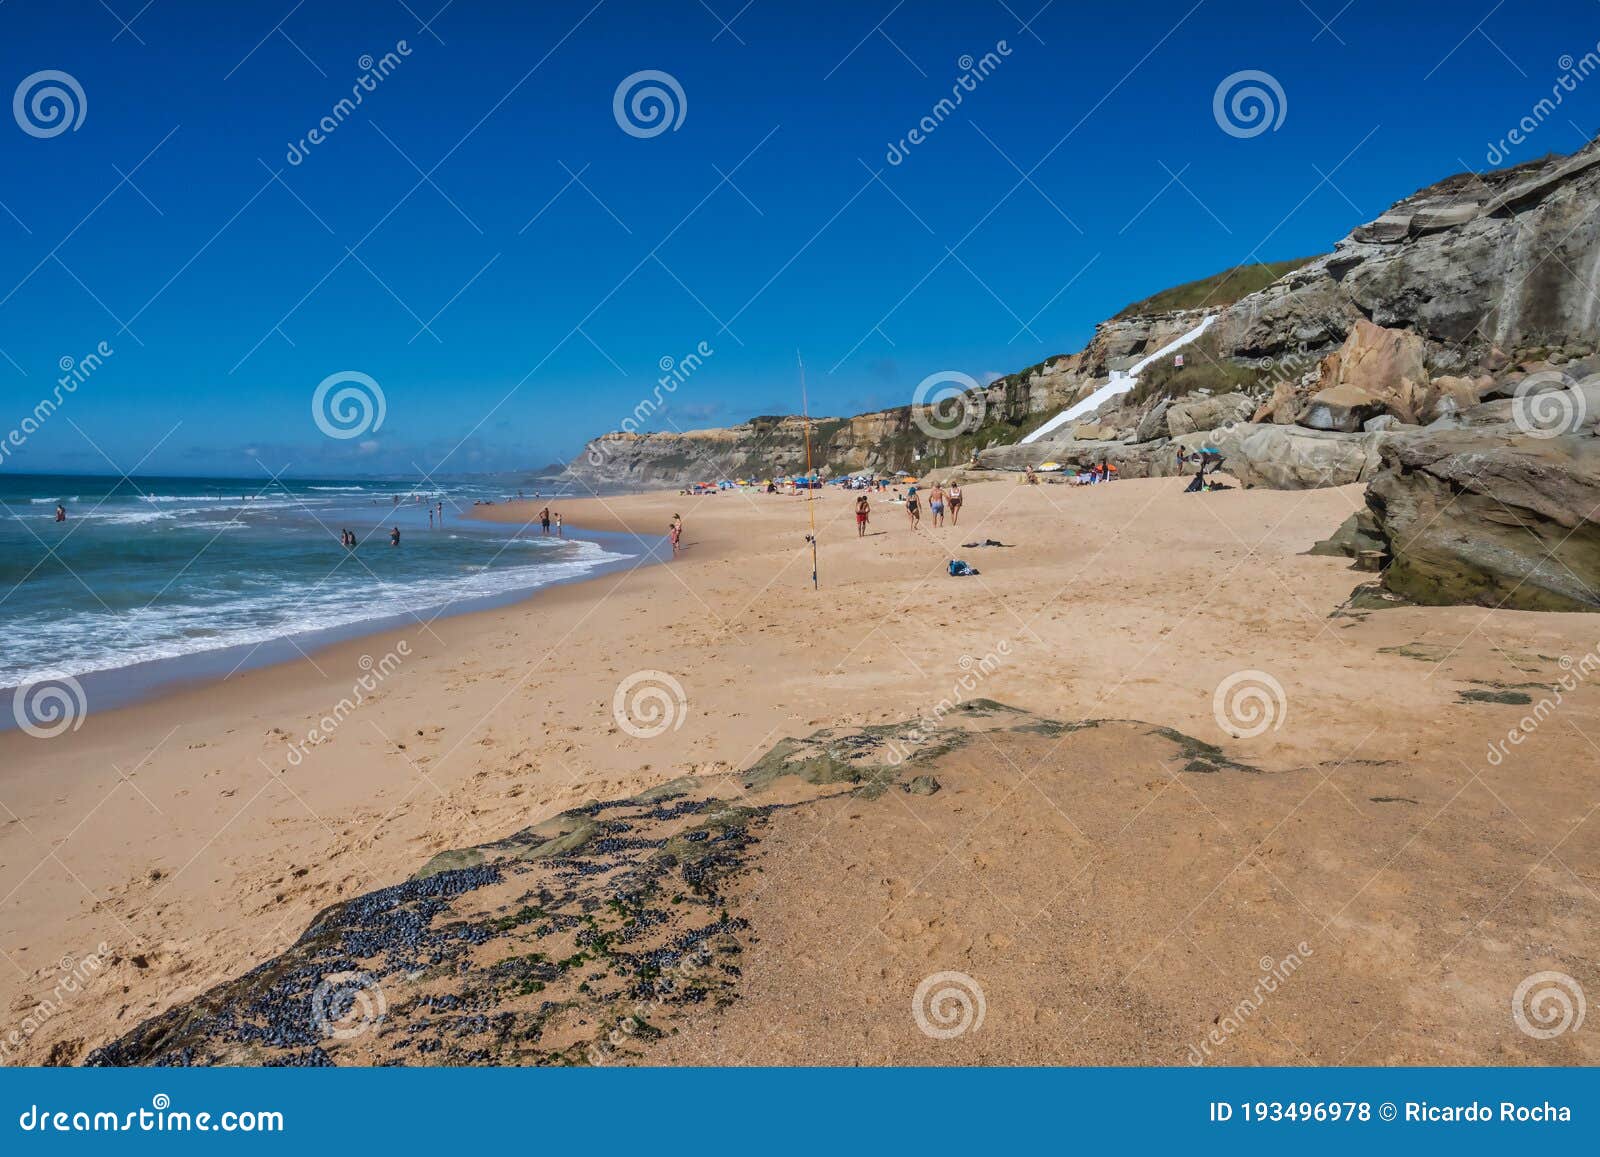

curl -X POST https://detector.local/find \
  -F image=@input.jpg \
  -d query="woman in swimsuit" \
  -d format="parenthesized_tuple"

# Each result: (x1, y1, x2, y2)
(947, 484, 963, 525)
(905, 487, 920, 529)
(855, 494, 871, 537)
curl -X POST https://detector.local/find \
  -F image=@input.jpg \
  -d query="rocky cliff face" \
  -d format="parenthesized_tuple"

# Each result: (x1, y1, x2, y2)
(567, 139, 1600, 492)
(568, 410, 967, 488)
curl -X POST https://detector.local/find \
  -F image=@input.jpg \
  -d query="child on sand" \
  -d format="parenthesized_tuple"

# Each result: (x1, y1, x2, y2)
(855, 494, 871, 537)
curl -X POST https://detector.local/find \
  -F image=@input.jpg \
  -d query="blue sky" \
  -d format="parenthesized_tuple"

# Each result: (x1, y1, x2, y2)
(1, 0, 1597, 477)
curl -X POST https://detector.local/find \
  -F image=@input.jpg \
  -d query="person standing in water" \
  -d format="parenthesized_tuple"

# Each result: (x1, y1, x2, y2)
(855, 493, 871, 537)
(54, 504, 66, 523)
(390, 526, 401, 547)
(539, 506, 551, 536)
(553, 512, 563, 537)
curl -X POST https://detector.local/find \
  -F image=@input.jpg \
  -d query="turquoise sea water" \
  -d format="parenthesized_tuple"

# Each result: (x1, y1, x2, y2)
(0, 472, 631, 694)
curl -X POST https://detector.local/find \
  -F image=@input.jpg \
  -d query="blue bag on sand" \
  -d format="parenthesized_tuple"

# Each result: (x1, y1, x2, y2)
(948, 559, 979, 576)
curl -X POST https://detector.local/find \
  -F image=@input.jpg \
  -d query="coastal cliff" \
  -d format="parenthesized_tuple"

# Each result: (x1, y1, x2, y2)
(566, 138, 1600, 493)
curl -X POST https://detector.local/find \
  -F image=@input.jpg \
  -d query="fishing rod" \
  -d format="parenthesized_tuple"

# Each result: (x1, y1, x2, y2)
(798, 349, 818, 591)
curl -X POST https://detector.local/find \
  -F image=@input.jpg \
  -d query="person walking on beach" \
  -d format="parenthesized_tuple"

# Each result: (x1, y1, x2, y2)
(905, 485, 921, 529)
(669, 517, 682, 556)
(539, 506, 551, 536)
(947, 484, 963, 525)
(928, 482, 946, 527)
(855, 493, 871, 537)
(390, 526, 401, 547)
(553, 512, 563, 537)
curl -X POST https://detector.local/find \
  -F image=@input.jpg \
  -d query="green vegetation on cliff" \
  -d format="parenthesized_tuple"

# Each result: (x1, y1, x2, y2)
(1113, 257, 1320, 319)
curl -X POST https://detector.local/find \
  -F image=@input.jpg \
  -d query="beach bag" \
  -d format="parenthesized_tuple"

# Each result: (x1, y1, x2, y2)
(948, 559, 979, 577)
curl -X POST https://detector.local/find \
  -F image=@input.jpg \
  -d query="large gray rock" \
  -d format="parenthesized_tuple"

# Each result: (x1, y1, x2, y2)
(1178, 423, 1389, 489)
(1166, 391, 1254, 436)
(1135, 399, 1171, 442)
(1365, 417, 1600, 611)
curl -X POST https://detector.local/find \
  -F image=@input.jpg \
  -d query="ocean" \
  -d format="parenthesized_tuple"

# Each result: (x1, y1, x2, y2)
(0, 472, 644, 715)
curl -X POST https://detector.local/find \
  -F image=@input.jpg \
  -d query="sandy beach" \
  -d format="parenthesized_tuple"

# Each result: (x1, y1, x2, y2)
(3, 476, 1597, 1065)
